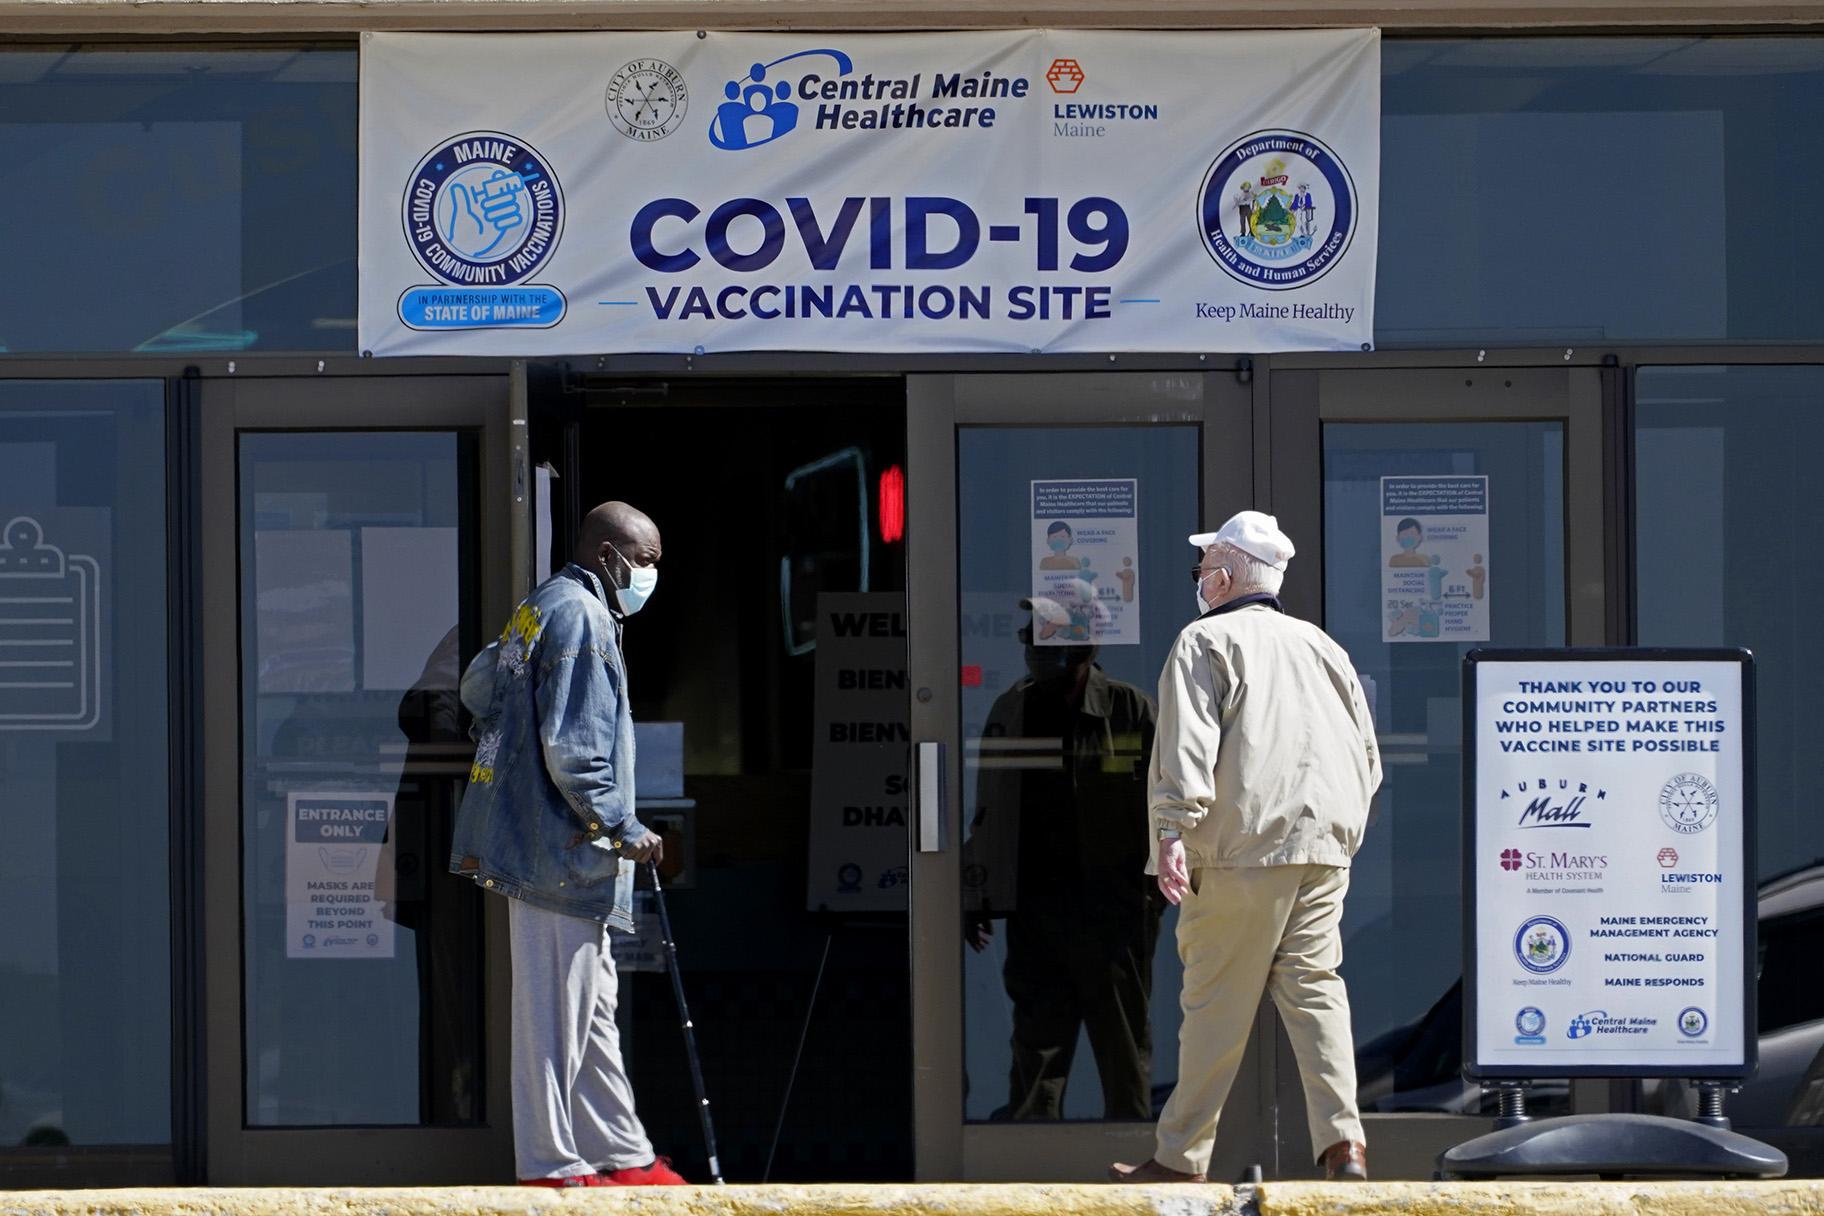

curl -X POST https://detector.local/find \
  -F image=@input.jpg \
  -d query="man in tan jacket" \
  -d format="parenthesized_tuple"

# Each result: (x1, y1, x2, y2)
(1109, 511, 1381, 1185)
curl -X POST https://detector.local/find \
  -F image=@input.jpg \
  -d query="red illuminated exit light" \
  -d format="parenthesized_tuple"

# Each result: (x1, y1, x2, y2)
(879, 465, 905, 543)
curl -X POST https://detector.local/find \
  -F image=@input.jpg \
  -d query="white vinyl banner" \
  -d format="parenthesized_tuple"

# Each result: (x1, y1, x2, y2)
(1469, 655, 1749, 1074)
(358, 29, 1380, 356)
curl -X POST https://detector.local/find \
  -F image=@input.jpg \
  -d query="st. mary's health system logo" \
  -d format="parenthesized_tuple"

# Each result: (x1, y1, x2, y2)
(1199, 129, 1356, 291)
(398, 131, 567, 331)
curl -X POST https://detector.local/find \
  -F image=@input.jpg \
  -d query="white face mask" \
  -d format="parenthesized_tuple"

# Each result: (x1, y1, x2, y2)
(616, 565, 658, 616)
(606, 541, 659, 616)
(1194, 566, 1227, 616)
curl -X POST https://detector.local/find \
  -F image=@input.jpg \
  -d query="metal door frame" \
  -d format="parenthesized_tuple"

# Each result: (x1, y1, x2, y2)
(906, 371, 1255, 1181)
(197, 371, 521, 1184)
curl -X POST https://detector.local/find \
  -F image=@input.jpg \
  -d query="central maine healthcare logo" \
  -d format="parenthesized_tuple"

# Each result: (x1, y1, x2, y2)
(397, 131, 567, 331)
(1514, 915, 1571, 974)
(710, 49, 854, 150)
(1198, 129, 1356, 291)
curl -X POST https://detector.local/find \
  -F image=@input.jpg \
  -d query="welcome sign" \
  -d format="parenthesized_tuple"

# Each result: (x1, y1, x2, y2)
(358, 29, 1380, 355)
(1464, 650, 1755, 1079)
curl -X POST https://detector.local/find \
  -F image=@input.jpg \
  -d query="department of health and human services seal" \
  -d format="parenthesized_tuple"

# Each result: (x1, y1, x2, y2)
(1514, 915, 1571, 974)
(398, 131, 567, 330)
(1198, 129, 1357, 291)
(1659, 772, 1719, 835)
(606, 59, 689, 141)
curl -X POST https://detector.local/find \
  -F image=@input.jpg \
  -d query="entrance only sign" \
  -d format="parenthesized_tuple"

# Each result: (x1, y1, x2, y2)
(1463, 649, 1755, 1080)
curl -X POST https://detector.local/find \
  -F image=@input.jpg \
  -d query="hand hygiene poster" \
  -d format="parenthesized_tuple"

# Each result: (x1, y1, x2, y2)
(1471, 656, 1748, 1072)
(1381, 475, 1489, 643)
(358, 29, 1380, 355)
(1030, 478, 1139, 646)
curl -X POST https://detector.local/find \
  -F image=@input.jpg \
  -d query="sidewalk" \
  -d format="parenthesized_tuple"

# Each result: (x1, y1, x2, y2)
(5, 1183, 1824, 1216)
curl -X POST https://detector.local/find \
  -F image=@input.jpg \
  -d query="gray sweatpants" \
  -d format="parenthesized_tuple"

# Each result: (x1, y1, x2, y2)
(509, 898, 655, 1180)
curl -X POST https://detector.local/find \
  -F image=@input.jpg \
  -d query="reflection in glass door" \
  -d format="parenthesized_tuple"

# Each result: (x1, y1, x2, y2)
(1322, 421, 1569, 1120)
(909, 372, 1254, 1181)
(237, 431, 485, 1128)
(958, 426, 1199, 1125)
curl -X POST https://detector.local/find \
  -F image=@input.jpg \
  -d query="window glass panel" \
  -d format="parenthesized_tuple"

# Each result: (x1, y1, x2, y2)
(1635, 365, 1824, 1130)
(1380, 38, 1824, 345)
(1323, 420, 1568, 1116)
(0, 49, 355, 353)
(0, 381, 169, 1146)
(238, 431, 483, 1126)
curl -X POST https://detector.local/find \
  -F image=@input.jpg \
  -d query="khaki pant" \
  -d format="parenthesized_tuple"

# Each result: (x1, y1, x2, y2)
(1155, 864, 1363, 1174)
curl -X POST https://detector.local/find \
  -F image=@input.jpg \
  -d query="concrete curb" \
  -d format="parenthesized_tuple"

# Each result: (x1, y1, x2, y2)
(1257, 1181, 1824, 1216)
(0, 1186, 1243, 1216)
(2, 1183, 1823, 1216)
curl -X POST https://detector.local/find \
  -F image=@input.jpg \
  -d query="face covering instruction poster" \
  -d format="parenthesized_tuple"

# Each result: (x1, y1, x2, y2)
(1030, 478, 1138, 646)
(287, 792, 396, 959)
(1381, 475, 1489, 643)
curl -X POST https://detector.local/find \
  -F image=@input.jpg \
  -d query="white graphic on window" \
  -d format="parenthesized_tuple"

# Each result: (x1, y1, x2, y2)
(0, 517, 101, 731)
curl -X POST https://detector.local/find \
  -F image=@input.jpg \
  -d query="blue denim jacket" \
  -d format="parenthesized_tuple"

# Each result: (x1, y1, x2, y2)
(449, 563, 649, 929)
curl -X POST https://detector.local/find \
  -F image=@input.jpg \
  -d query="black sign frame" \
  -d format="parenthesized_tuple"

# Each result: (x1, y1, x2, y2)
(1461, 647, 1757, 1082)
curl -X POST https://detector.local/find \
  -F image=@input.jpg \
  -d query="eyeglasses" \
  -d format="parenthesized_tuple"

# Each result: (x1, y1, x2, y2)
(1189, 565, 1208, 584)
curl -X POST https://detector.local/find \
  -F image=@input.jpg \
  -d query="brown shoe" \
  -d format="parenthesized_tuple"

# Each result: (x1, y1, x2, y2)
(1320, 1140, 1368, 1181)
(1107, 1158, 1206, 1184)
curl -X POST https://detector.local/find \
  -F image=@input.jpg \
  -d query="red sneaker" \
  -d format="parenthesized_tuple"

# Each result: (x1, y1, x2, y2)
(600, 1157, 688, 1186)
(519, 1175, 597, 1187)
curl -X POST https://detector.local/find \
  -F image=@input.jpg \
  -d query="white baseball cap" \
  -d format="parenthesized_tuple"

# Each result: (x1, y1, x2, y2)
(1189, 511, 1296, 572)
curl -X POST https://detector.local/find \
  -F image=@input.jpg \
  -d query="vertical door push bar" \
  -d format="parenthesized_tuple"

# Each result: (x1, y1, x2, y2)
(916, 740, 946, 854)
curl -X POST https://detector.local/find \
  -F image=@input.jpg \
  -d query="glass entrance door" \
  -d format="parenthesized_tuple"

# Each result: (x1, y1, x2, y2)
(198, 375, 517, 1183)
(907, 366, 1608, 1182)
(907, 373, 1254, 1180)
(1266, 366, 1607, 1177)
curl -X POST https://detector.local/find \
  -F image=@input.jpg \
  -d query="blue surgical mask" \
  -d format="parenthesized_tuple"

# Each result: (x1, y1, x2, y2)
(1049, 537, 1070, 553)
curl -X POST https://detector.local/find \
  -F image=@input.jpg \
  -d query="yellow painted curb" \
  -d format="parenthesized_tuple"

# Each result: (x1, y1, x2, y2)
(1258, 1181, 1824, 1216)
(3, 1183, 1824, 1216)
(0, 1185, 1241, 1216)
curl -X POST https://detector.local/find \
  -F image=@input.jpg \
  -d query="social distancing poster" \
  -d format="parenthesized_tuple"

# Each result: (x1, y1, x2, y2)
(1381, 475, 1489, 643)
(1030, 478, 1139, 646)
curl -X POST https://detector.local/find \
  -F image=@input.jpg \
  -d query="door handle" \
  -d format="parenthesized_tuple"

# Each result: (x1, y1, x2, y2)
(915, 740, 947, 854)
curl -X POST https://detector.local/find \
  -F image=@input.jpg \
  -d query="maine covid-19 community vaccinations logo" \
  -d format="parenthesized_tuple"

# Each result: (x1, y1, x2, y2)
(1198, 129, 1356, 291)
(398, 131, 567, 331)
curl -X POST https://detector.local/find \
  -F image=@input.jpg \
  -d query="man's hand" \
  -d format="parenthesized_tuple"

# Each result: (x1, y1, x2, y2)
(964, 914, 995, 953)
(1157, 837, 1190, 906)
(620, 831, 664, 865)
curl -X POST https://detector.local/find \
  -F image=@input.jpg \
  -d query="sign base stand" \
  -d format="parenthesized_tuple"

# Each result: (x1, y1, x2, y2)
(1437, 1114, 1788, 1180)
